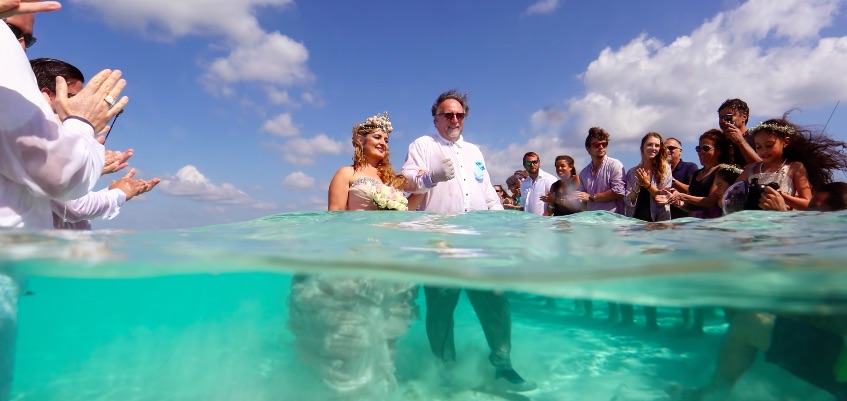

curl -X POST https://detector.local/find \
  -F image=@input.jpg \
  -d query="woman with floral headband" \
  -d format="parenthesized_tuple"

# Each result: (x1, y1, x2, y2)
(288, 112, 417, 400)
(734, 117, 847, 210)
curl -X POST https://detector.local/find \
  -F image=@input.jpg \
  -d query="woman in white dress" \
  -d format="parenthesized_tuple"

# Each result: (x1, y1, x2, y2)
(287, 112, 416, 400)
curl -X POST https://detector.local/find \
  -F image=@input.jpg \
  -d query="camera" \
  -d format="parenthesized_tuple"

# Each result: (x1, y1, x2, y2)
(744, 178, 780, 210)
(722, 113, 733, 124)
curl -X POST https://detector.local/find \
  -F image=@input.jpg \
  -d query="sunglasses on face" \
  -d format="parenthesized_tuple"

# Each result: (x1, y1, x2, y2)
(438, 112, 465, 121)
(6, 23, 36, 49)
(495, 189, 503, 193)
(524, 160, 539, 167)
(666, 146, 680, 152)
(592, 141, 609, 149)
(695, 145, 714, 153)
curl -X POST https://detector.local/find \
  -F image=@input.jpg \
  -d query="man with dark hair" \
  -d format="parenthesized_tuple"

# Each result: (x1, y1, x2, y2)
(402, 90, 535, 392)
(718, 98, 761, 164)
(665, 137, 698, 219)
(29, 57, 158, 230)
(30, 57, 83, 94)
(572, 127, 626, 321)
(519, 151, 557, 215)
(574, 127, 625, 212)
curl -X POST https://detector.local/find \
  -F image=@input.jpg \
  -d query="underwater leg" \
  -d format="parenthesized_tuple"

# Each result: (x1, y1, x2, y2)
(424, 286, 461, 363)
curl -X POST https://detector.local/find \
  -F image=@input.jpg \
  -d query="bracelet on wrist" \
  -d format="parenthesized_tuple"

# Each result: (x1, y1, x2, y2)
(62, 116, 95, 132)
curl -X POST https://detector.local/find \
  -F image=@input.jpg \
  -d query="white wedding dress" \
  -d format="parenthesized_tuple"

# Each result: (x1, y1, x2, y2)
(287, 176, 417, 400)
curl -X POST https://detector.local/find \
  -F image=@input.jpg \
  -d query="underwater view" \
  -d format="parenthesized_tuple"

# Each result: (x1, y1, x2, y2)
(3, 210, 847, 401)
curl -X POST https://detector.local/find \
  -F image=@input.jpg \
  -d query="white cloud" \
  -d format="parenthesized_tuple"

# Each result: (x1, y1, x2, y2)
(285, 196, 324, 211)
(204, 32, 312, 87)
(260, 113, 300, 137)
(69, 0, 293, 40)
(524, 0, 847, 150)
(268, 134, 344, 164)
(281, 171, 315, 191)
(524, 0, 560, 16)
(71, 0, 312, 94)
(265, 88, 296, 106)
(158, 165, 276, 210)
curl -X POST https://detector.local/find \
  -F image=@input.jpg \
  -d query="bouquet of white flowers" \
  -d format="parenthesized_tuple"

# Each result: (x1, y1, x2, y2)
(367, 183, 409, 211)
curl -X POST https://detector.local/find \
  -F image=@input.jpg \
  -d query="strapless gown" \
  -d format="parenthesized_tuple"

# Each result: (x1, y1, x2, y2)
(287, 176, 416, 400)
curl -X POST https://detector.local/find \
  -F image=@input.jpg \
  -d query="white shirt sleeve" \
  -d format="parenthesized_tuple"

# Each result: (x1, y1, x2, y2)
(51, 188, 126, 223)
(401, 136, 435, 193)
(0, 28, 105, 202)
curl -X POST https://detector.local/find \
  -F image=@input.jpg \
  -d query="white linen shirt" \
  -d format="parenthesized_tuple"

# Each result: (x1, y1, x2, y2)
(402, 134, 503, 212)
(520, 168, 558, 215)
(51, 188, 126, 229)
(0, 27, 105, 229)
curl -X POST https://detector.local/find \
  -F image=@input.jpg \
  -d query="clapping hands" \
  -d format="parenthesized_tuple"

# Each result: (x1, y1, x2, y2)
(108, 168, 160, 201)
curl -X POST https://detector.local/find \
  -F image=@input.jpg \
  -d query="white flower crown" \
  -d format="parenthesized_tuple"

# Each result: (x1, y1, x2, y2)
(717, 163, 743, 175)
(748, 122, 795, 137)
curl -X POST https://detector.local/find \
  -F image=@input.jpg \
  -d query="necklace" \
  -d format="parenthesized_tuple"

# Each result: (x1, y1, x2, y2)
(757, 159, 787, 175)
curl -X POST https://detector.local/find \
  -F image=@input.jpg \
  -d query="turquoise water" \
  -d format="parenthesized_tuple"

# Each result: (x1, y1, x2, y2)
(3, 211, 847, 400)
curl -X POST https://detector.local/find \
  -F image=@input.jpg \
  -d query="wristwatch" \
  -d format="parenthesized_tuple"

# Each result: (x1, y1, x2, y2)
(588, 194, 595, 202)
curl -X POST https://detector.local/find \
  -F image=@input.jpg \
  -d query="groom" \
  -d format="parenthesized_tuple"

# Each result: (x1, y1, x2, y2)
(401, 89, 535, 392)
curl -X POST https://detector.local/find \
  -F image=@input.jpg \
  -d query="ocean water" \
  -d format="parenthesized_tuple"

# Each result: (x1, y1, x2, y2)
(2, 210, 847, 401)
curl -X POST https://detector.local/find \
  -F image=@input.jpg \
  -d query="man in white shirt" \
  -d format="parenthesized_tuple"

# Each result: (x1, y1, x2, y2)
(1, 7, 128, 399)
(519, 152, 557, 216)
(402, 90, 535, 392)
(29, 57, 159, 230)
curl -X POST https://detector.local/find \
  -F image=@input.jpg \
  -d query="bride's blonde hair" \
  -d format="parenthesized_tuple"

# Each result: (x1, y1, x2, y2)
(352, 112, 407, 190)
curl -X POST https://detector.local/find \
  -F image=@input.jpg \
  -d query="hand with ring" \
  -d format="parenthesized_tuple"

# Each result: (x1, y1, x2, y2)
(53, 69, 128, 134)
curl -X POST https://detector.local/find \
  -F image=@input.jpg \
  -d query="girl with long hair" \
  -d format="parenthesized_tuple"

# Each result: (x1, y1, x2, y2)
(735, 117, 847, 210)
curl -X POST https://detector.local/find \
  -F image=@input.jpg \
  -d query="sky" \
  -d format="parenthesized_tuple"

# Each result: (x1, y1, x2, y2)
(23, 0, 847, 229)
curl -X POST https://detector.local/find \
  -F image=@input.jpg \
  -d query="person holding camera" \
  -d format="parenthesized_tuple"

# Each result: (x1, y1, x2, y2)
(718, 98, 761, 165)
(734, 118, 847, 211)
(668, 183, 847, 401)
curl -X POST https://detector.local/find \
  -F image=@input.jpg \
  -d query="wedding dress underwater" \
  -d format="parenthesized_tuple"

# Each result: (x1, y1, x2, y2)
(287, 176, 417, 400)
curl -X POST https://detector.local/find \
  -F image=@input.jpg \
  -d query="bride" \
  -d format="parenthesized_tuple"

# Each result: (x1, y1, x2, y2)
(287, 112, 416, 400)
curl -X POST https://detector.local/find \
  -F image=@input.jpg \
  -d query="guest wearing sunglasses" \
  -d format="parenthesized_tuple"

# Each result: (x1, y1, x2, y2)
(574, 126, 625, 213)
(658, 129, 739, 219)
(519, 152, 557, 216)
(573, 127, 625, 321)
(4, 18, 35, 48)
(493, 184, 509, 206)
(665, 137, 698, 219)
(402, 90, 535, 392)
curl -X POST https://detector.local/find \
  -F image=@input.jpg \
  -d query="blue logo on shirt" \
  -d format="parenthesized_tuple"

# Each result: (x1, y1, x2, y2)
(473, 161, 486, 182)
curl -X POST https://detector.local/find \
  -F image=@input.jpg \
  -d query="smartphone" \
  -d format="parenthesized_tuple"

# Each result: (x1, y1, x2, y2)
(722, 113, 733, 123)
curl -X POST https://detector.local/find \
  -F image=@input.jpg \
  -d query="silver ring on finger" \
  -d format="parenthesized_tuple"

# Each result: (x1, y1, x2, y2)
(104, 95, 116, 107)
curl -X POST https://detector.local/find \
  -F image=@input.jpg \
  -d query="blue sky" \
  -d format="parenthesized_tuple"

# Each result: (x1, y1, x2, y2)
(25, 0, 847, 229)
